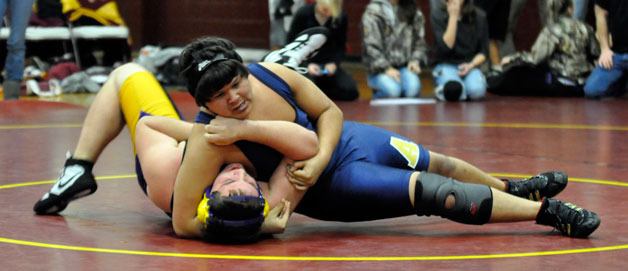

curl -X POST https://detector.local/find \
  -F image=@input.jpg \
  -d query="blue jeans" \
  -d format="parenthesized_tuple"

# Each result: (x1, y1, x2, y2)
(584, 53, 628, 98)
(432, 63, 487, 101)
(0, 0, 34, 81)
(368, 67, 421, 98)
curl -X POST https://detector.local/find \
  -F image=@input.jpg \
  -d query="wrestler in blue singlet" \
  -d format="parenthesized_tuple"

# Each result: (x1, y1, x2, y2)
(196, 63, 431, 222)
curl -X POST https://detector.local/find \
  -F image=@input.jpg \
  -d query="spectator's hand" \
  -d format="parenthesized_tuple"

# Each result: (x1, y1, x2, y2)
(308, 63, 322, 76)
(260, 199, 291, 234)
(286, 154, 327, 190)
(204, 116, 245, 145)
(447, 0, 463, 16)
(458, 63, 473, 76)
(385, 67, 401, 82)
(408, 60, 421, 74)
(598, 48, 614, 69)
(324, 63, 337, 75)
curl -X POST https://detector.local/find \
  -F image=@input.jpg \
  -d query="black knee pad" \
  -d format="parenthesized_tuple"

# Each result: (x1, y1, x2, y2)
(414, 172, 493, 225)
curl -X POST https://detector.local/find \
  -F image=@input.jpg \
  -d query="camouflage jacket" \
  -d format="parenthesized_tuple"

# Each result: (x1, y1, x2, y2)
(509, 16, 599, 84)
(361, 0, 428, 74)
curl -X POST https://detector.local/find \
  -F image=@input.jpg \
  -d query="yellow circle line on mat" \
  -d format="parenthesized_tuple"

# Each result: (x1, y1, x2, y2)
(0, 236, 626, 261)
(363, 121, 628, 131)
(1, 173, 626, 261)
(0, 175, 137, 189)
(0, 123, 82, 130)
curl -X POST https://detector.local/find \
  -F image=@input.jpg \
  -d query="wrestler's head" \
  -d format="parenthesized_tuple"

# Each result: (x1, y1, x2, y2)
(179, 36, 252, 119)
(196, 163, 268, 243)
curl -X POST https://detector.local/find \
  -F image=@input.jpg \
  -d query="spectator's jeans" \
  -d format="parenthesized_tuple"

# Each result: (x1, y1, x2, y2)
(0, 0, 34, 81)
(433, 63, 487, 101)
(368, 67, 421, 98)
(584, 53, 628, 98)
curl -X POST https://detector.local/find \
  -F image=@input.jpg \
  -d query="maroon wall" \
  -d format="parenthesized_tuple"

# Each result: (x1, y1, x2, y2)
(117, 0, 543, 57)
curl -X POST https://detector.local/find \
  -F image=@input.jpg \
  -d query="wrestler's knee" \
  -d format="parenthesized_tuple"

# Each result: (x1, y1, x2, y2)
(110, 63, 148, 88)
(414, 172, 493, 225)
(444, 194, 456, 209)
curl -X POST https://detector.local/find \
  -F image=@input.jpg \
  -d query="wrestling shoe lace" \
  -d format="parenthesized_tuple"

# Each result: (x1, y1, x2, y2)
(536, 198, 601, 238)
(506, 171, 567, 201)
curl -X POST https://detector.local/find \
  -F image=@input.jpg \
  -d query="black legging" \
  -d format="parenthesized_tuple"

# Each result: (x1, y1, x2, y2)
(308, 67, 359, 101)
(488, 63, 585, 97)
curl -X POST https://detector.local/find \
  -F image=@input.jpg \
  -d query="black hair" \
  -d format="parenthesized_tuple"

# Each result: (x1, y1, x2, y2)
(398, 0, 417, 23)
(556, 0, 573, 16)
(179, 36, 249, 107)
(460, 0, 477, 23)
(200, 191, 266, 244)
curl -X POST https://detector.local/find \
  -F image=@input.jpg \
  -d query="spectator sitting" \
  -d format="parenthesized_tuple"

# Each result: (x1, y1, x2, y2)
(430, 0, 489, 102)
(488, 0, 599, 97)
(287, 0, 358, 101)
(583, 0, 628, 98)
(361, 0, 428, 99)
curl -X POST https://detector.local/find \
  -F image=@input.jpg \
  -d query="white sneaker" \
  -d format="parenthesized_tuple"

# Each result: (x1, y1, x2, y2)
(262, 26, 329, 74)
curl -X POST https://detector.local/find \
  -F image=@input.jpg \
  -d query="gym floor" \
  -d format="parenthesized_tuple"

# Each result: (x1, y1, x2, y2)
(1, 91, 627, 270)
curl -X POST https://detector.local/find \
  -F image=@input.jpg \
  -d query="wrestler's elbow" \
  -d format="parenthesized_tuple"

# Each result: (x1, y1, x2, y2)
(172, 217, 199, 239)
(300, 130, 319, 159)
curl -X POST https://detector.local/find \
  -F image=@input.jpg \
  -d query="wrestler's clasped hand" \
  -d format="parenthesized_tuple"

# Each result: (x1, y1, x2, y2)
(204, 116, 246, 145)
(286, 154, 327, 190)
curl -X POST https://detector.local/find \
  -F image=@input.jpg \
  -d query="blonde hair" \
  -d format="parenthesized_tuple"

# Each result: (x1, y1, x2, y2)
(317, 0, 343, 18)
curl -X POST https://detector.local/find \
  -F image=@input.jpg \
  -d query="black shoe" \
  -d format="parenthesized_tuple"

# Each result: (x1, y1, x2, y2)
(506, 171, 568, 201)
(261, 26, 329, 73)
(443, 81, 463, 101)
(536, 198, 601, 238)
(33, 158, 97, 215)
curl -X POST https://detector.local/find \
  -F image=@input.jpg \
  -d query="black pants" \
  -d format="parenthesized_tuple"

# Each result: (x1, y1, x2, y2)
(309, 67, 359, 101)
(475, 0, 511, 41)
(488, 64, 585, 97)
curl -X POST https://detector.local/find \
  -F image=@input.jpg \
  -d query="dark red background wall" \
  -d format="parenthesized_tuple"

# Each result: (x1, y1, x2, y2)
(117, 0, 544, 58)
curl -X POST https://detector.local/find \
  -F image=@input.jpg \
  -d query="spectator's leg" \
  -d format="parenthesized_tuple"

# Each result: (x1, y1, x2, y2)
(584, 55, 624, 98)
(399, 67, 421, 98)
(0, 1, 8, 81)
(328, 67, 359, 101)
(367, 73, 402, 98)
(3, 0, 34, 100)
(462, 68, 487, 100)
(501, 0, 528, 56)
(490, 64, 551, 96)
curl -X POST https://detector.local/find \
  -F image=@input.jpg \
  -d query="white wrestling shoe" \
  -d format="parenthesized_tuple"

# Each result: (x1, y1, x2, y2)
(261, 26, 329, 74)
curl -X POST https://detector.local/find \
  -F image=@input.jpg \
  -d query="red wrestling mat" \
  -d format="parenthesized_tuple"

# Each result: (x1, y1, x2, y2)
(1, 95, 627, 270)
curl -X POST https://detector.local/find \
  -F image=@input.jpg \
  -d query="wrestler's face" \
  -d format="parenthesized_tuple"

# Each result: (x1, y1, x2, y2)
(204, 75, 253, 119)
(211, 163, 259, 197)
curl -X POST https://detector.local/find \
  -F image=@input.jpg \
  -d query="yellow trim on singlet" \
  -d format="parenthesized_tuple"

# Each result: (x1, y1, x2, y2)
(118, 71, 180, 153)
